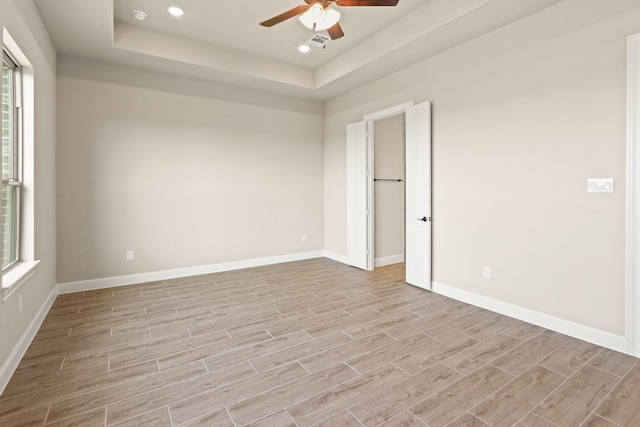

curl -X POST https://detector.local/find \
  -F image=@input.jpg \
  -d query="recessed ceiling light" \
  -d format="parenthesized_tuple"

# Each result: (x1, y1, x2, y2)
(168, 6, 184, 17)
(132, 10, 147, 21)
(298, 44, 311, 53)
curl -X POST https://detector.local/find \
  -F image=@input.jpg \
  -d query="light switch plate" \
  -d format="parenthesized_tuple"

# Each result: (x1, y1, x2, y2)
(587, 178, 614, 193)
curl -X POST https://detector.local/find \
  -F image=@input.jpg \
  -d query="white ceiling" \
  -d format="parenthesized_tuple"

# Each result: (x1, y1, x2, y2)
(33, 0, 566, 100)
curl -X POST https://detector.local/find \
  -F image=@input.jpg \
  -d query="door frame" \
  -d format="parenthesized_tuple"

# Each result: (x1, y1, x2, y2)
(363, 101, 414, 270)
(627, 33, 640, 357)
(363, 102, 415, 270)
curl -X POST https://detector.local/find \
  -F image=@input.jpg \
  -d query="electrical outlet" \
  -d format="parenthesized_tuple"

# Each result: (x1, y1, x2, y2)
(126, 251, 134, 261)
(483, 267, 492, 279)
(302, 234, 307, 242)
(19, 295, 23, 312)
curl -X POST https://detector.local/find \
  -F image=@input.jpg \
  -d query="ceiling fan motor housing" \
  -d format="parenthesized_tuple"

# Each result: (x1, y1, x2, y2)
(259, 0, 400, 40)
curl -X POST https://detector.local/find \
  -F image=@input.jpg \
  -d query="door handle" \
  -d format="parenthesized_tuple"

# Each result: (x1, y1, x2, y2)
(417, 216, 431, 222)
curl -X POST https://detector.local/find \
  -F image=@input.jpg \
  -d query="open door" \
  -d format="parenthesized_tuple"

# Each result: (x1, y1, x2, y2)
(405, 102, 432, 289)
(346, 101, 431, 283)
(346, 121, 372, 270)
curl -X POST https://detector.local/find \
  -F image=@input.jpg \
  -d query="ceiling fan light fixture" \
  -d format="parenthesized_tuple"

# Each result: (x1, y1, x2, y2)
(299, 4, 341, 31)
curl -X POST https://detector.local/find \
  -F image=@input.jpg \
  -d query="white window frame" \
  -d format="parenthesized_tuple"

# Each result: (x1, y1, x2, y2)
(2, 30, 39, 302)
(2, 49, 23, 272)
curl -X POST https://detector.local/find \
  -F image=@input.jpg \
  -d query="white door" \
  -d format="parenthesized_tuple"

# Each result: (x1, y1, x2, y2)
(405, 102, 432, 289)
(628, 34, 640, 356)
(346, 121, 372, 270)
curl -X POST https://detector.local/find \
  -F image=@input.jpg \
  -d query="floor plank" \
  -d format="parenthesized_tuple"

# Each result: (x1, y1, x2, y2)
(594, 363, 640, 426)
(287, 363, 409, 426)
(169, 362, 308, 425)
(350, 363, 459, 426)
(409, 364, 514, 427)
(533, 364, 618, 425)
(470, 366, 565, 426)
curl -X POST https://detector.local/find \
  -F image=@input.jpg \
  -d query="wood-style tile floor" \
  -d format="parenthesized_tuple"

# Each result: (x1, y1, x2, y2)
(1, 258, 639, 426)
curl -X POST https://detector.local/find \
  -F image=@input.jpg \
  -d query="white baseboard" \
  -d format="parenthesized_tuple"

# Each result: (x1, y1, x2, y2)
(0, 284, 57, 395)
(323, 250, 349, 265)
(432, 281, 628, 353)
(324, 251, 405, 269)
(375, 254, 405, 268)
(58, 251, 325, 294)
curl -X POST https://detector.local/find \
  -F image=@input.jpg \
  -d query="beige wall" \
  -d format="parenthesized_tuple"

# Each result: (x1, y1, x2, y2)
(324, 0, 640, 335)
(56, 58, 324, 283)
(0, 0, 57, 371)
(374, 115, 405, 260)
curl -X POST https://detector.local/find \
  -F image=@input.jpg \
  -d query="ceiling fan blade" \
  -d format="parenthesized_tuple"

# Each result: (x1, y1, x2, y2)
(260, 5, 309, 27)
(327, 22, 345, 40)
(335, 0, 399, 5)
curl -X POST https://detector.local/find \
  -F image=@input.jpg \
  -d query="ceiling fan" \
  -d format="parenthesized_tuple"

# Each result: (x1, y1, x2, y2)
(260, 0, 400, 41)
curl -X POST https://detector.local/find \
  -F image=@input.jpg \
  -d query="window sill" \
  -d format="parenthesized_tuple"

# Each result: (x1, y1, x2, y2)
(2, 260, 40, 302)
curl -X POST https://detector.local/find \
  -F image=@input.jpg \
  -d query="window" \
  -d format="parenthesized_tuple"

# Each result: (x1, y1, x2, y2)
(2, 49, 22, 271)
(1, 31, 38, 300)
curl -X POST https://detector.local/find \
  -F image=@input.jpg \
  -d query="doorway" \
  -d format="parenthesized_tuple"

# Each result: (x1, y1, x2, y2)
(373, 114, 405, 268)
(347, 101, 432, 290)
